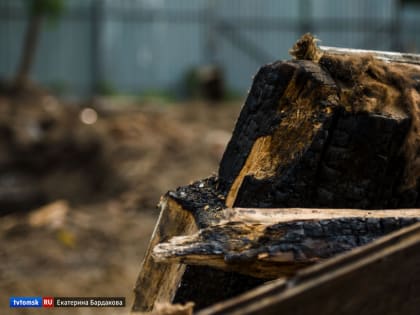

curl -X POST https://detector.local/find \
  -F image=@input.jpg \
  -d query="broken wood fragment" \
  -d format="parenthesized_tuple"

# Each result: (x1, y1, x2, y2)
(197, 222, 420, 315)
(133, 34, 420, 312)
(218, 207, 420, 224)
(151, 302, 194, 315)
(220, 33, 420, 209)
(289, 32, 420, 65)
(319, 45, 420, 65)
(153, 208, 420, 278)
(132, 197, 197, 312)
(132, 302, 194, 315)
(133, 179, 264, 312)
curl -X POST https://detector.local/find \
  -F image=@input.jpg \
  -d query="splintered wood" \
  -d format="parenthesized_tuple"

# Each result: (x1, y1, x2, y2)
(133, 34, 420, 313)
(197, 222, 420, 315)
(153, 208, 420, 278)
(132, 198, 197, 312)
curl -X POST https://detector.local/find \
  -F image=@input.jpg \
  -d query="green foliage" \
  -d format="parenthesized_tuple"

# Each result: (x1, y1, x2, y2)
(24, 0, 65, 20)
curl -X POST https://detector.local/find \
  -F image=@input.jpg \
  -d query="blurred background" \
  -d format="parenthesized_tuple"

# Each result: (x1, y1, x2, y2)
(0, 0, 420, 314)
(1, 0, 420, 99)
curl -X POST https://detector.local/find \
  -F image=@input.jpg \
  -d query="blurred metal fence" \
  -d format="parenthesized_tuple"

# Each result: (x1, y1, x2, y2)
(0, 0, 419, 98)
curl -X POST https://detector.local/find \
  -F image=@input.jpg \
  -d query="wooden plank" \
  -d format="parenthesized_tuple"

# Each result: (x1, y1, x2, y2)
(319, 45, 420, 65)
(153, 208, 420, 278)
(197, 222, 420, 315)
(134, 178, 266, 312)
(132, 196, 197, 313)
(133, 33, 420, 311)
(221, 207, 420, 224)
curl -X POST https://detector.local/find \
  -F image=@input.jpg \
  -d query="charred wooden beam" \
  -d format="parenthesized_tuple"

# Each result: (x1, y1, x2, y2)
(132, 196, 197, 312)
(319, 45, 420, 65)
(133, 34, 420, 312)
(153, 208, 420, 279)
(197, 221, 420, 315)
(215, 207, 420, 224)
(220, 34, 420, 209)
(132, 179, 263, 312)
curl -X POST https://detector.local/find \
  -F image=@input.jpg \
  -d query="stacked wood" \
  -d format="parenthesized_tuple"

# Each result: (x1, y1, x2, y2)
(132, 34, 420, 313)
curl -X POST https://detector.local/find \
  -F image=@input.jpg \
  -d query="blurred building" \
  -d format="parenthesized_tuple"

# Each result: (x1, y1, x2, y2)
(0, 0, 419, 98)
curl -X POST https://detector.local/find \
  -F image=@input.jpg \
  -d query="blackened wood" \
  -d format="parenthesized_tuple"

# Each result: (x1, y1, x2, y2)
(219, 35, 420, 209)
(218, 61, 299, 194)
(158, 179, 264, 312)
(197, 222, 420, 315)
(167, 177, 226, 228)
(133, 35, 420, 312)
(153, 208, 420, 278)
(172, 265, 265, 311)
(132, 178, 257, 313)
(152, 54, 420, 310)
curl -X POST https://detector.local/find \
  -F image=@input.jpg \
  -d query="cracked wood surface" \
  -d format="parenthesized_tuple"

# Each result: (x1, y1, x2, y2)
(133, 34, 420, 312)
(153, 208, 420, 278)
(220, 35, 420, 209)
(197, 222, 420, 315)
(132, 197, 197, 312)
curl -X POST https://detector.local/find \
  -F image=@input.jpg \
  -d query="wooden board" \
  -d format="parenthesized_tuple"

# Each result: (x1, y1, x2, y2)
(197, 221, 420, 315)
(132, 34, 420, 312)
(153, 207, 420, 278)
(132, 196, 197, 312)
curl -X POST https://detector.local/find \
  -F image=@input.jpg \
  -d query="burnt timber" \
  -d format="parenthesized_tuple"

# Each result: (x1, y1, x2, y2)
(197, 222, 420, 315)
(132, 34, 420, 313)
(153, 208, 420, 279)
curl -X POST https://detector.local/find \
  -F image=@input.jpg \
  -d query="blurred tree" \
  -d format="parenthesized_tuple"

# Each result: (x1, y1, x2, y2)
(15, 0, 65, 90)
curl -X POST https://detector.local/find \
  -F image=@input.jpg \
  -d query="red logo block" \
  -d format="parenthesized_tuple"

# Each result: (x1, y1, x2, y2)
(42, 297, 54, 308)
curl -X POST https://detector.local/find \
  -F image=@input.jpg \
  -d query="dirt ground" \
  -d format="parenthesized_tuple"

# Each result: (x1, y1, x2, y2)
(0, 95, 242, 314)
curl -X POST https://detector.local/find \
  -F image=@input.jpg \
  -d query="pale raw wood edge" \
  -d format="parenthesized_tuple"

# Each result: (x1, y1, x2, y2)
(152, 208, 420, 279)
(196, 222, 420, 315)
(319, 45, 420, 65)
(132, 196, 197, 313)
(222, 207, 420, 225)
(130, 302, 194, 315)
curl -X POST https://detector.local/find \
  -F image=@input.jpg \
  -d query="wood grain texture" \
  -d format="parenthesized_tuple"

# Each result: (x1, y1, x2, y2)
(132, 197, 197, 312)
(153, 208, 420, 278)
(319, 45, 420, 65)
(197, 222, 420, 315)
(219, 36, 420, 209)
(133, 35, 420, 312)
(219, 207, 420, 224)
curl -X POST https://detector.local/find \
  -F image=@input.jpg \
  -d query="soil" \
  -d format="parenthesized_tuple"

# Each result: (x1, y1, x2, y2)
(0, 94, 241, 315)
